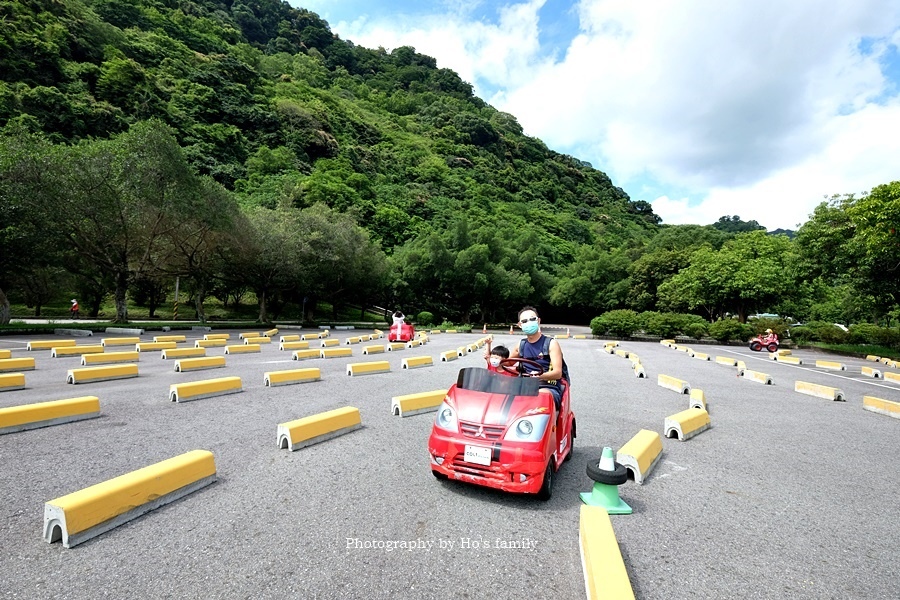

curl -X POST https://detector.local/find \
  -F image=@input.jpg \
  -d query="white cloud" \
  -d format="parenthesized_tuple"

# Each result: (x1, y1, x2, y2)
(327, 1, 900, 230)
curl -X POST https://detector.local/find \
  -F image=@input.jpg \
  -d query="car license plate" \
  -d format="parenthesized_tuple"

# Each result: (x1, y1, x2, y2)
(463, 445, 491, 466)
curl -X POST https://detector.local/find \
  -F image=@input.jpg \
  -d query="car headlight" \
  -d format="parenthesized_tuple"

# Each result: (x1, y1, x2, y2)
(434, 402, 458, 432)
(504, 415, 550, 442)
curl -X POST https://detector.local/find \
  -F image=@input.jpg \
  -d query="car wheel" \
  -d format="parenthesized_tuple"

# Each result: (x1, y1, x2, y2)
(586, 460, 628, 485)
(767, 343, 778, 353)
(564, 430, 574, 463)
(431, 469, 447, 480)
(536, 460, 553, 501)
(749, 341, 762, 352)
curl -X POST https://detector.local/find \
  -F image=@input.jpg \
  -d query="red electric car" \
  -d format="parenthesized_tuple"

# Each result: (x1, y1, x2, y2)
(427, 358, 576, 500)
(388, 322, 415, 342)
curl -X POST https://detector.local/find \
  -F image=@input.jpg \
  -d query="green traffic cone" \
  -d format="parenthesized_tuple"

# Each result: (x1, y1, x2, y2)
(580, 447, 632, 514)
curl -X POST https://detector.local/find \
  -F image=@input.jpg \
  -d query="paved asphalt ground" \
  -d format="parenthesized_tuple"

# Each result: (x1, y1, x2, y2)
(1, 328, 897, 599)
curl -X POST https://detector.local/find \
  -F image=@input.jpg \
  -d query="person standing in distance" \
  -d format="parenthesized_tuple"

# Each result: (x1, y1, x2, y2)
(70, 299, 79, 320)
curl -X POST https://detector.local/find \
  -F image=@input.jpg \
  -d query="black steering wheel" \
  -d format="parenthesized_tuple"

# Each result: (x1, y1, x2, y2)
(499, 357, 546, 378)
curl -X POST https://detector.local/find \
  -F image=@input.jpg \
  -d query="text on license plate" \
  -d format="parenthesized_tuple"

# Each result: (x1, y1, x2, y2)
(463, 445, 491, 466)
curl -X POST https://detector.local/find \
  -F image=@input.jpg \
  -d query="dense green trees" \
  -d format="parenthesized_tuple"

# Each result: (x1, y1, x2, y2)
(1, 0, 898, 327)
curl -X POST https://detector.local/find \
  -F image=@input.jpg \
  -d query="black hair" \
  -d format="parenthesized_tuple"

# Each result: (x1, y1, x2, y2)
(393, 311, 403, 318)
(490, 345, 509, 359)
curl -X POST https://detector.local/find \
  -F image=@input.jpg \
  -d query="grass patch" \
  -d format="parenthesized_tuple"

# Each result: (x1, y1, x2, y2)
(805, 342, 900, 361)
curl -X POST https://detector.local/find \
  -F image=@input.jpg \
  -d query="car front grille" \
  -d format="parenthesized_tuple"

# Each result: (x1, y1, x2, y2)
(459, 421, 505, 441)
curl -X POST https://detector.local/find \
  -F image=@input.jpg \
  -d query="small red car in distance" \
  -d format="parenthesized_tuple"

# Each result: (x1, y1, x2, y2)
(428, 358, 575, 500)
(388, 322, 415, 342)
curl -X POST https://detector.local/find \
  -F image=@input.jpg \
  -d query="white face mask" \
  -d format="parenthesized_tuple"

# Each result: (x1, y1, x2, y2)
(489, 356, 502, 368)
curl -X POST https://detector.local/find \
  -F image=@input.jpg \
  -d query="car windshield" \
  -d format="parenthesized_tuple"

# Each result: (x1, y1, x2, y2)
(456, 368, 541, 396)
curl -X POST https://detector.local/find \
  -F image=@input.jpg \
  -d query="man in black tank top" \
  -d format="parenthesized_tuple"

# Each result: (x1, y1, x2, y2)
(508, 306, 566, 410)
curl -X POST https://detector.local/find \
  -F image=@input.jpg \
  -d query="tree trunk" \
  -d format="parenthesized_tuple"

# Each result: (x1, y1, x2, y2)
(194, 281, 207, 324)
(89, 296, 102, 318)
(114, 271, 129, 323)
(0, 287, 10, 325)
(257, 289, 267, 323)
(34, 304, 42, 317)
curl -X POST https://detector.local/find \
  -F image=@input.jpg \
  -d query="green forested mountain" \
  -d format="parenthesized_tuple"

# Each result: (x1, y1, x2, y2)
(1, 0, 898, 332)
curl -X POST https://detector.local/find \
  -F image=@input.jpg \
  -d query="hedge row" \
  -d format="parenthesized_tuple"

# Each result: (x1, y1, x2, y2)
(590, 310, 760, 343)
(790, 322, 900, 349)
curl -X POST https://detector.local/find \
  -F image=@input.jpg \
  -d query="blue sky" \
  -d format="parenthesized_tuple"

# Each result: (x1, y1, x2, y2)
(293, 1, 900, 230)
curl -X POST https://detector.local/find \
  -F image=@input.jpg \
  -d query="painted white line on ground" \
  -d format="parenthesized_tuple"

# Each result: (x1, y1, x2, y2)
(722, 349, 899, 392)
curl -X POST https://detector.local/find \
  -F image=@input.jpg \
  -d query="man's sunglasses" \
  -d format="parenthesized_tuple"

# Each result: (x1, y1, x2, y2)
(519, 316, 538, 323)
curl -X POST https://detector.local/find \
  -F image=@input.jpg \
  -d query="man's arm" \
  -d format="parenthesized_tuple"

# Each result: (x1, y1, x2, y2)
(539, 339, 563, 382)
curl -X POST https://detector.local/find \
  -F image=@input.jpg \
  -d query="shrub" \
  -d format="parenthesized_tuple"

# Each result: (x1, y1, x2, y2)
(590, 309, 639, 337)
(416, 311, 434, 327)
(847, 323, 881, 345)
(805, 321, 848, 344)
(645, 312, 686, 338)
(439, 320, 456, 330)
(636, 311, 659, 333)
(685, 322, 708, 340)
(749, 317, 789, 338)
(708, 319, 753, 343)
(788, 326, 813, 344)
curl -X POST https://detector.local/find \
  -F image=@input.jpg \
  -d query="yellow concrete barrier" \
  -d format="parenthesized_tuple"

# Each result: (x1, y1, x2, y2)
(407, 339, 424, 348)
(280, 335, 301, 343)
(885, 372, 900, 383)
(244, 336, 271, 345)
(135, 342, 177, 353)
(440, 350, 458, 362)
(174, 356, 226, 373)
(321, 339, 340, 348)
(264, 328, 278, 337)
(28, 340, 76, 351)
(715, 356, 737, 367)
(264, 368, 321, 387)
(574, 334, 587, 339)
(391, 390, 447, 417)
(345, 336, 363, 345)
(0, 349, 9, 360)
(657, 374, 690, 394)
(239, 332, 262, 340)
(67, 364, 138, 385)
(555, 334, 570, 339)
(604, 341, 620, 348)
(632, 362, 646, 378)
(742, 370, 774, 385)
(1, 396, 100, 435)
(861, 366, 882, 379)
(863, 396, 900, 420)
(153, 335, 186, 343)
(628, 354, 641, 365)
(692, 352, 710, 361)
(664, 408, 710, 441)
(277, 406, 362, 451)
(777, 349, 792, 356)
(0, 373, 26, 392)
(43, 449, 216, 549)
(778, 356, 803, 365)
(280, 341, 310, 351)
(195, 339, 227, 348)
(101, 337, 140, 347)
(224, 344, 260, 355)
(466, 344, 478, 353)
(579, 505, 636, 600)
(815, 360, 846, 371)
(388, 343, 407, 352)
(430, 329, 441, 334)
(659, 339, 674, 346)
(169, 376, 242, 402)
(866, 355, 881, 362)
(321, 347, 352, 359)
(604, 346, 616, 355)
(52, 345, 105, 358)
(402, 356, 434, 370)
(616, 429, 662, 485)
(320, 330, 330, 338)
(615, 349, 630, 359)
(292, 349, 321, 361)
(883, 360, 898, 369)
(794, 381, 845, 402)
(736, 360, 747, 375)
(301, 333, 323, 341)
(347, 361, 391, 376)
(204, 333, 230, 341)
(0, 357, 35, 373)
(689, 388, 706, 411)
(161, 348, 206, 360)
(676, 346, 691, 353)
(456, 346, 467, 357)
(362, 345, 385, 355)
(81, 351, 139, 366)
